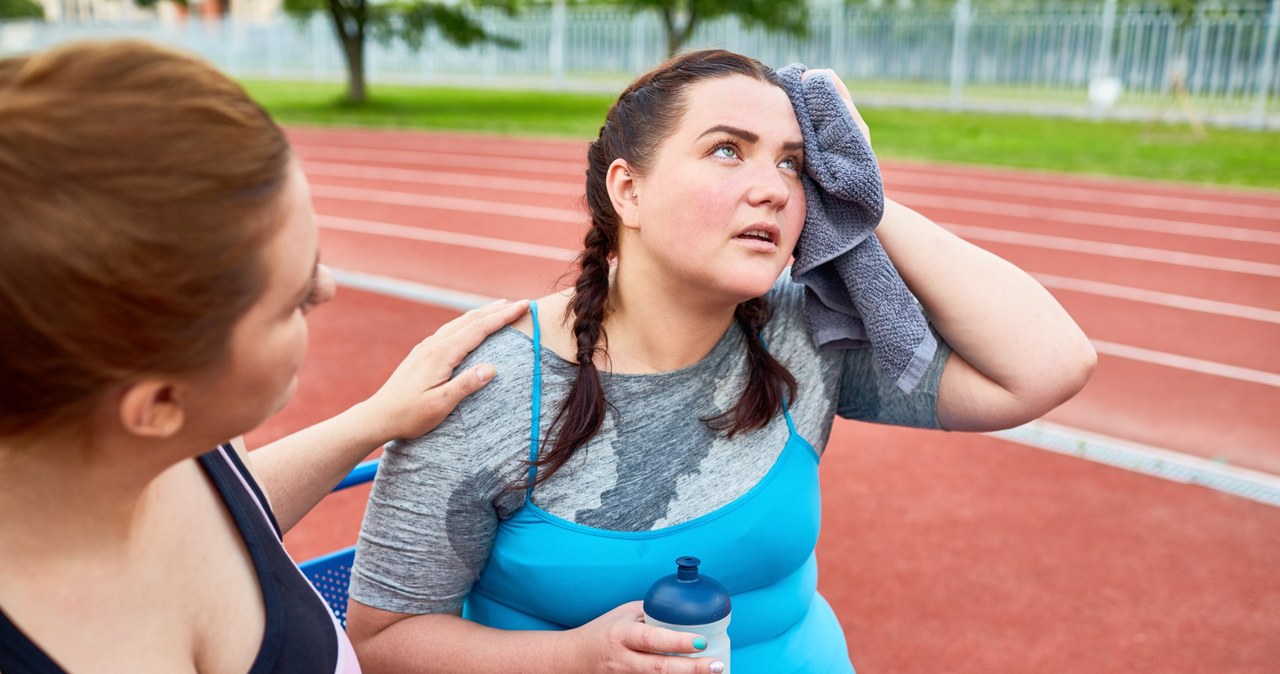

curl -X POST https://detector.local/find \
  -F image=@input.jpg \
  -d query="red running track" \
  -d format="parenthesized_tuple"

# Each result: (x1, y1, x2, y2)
(244, 128, 1280, 673)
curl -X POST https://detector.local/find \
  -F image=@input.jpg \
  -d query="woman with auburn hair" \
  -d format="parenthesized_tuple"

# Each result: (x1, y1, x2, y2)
(0, 40, 526, 673)
(346, 50, 1096, 673)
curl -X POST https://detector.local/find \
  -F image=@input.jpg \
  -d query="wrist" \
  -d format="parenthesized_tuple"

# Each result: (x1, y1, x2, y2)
(548, 628, 582, 674)
(340, 399, 399, 449)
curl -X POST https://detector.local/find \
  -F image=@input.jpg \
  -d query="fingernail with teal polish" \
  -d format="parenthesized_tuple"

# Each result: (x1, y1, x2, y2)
(692, 636, 707, 651)
(710, 661, 725, 674)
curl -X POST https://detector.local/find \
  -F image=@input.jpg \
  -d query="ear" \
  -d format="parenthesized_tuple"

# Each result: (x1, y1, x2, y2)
(605, 158, 642, 230)
(118, 379, 187, 439)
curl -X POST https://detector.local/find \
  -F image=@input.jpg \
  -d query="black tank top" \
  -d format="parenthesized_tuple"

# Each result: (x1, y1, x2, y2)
(0, 444, 358, 673)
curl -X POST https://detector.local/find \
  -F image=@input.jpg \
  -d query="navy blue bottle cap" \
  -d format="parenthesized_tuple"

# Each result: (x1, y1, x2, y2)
(643, 556, 731, 625)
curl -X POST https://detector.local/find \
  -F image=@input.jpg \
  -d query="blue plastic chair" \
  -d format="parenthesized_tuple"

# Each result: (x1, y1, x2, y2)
(298, 459, 379, 629)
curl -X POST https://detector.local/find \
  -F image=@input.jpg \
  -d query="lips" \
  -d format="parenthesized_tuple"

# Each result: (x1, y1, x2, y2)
(734, 223, 781, 246)
(737, 229, 776, 244)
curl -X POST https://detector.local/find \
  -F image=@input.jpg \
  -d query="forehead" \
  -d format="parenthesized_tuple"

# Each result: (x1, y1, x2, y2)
(675, 75, 800, 140)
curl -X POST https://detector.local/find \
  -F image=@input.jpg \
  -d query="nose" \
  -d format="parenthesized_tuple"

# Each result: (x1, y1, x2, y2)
(314, 263, 338, 306)
(745, 161, 792, 210)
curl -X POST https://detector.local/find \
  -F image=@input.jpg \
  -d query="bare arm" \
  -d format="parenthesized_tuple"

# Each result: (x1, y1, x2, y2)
(347, 600, 722, 674)
(245, 299, 529, 533)
(806, 68, 1095, 431)
(875, 199, 1096, 431)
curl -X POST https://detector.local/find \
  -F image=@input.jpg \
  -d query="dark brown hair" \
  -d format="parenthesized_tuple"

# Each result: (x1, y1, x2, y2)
(0, 39, 292, 439)
(533, 49, 798, 487)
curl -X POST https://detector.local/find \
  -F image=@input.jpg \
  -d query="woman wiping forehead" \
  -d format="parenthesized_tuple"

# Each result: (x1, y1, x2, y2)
(524, 74, 808, 376)
(347, 49, 1095, 674)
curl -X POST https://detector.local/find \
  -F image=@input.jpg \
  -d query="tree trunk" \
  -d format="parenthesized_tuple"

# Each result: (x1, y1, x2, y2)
(661, 7, 697, 57)
(661, 7, 680, 56)
(329, 0, 367, 104)
(342, 33, 366, 104)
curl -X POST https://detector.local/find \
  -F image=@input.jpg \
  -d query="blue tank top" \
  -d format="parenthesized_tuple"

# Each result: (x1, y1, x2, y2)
(463, 302, 856, 673)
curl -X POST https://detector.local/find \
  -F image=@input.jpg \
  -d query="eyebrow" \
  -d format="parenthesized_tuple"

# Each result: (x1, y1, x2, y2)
(697, 124, 805, 153)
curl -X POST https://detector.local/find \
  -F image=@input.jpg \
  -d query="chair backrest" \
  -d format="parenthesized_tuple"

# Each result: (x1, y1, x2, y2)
(300, 545, 358, 627)
(298, 459, 379, 629)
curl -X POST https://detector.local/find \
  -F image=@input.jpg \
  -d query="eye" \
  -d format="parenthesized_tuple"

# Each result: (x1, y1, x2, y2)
(711, 142, 741, 160)
(296, 281, 323, 315)
(779, 156, 802, 173)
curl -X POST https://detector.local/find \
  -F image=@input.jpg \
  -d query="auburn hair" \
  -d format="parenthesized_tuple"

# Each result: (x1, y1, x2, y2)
(0, 39, 292, 440)
(533, 49, 798, 488)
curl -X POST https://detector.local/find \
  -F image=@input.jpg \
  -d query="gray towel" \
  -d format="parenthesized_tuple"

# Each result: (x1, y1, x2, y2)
(777, 63, 937, 392)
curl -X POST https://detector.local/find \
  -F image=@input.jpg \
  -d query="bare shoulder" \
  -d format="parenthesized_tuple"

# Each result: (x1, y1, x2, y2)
(226, 436, 275, 509)
(511, 290, 577, 360)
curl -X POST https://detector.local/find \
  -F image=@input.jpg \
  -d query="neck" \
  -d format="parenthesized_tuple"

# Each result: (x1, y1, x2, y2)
(0, 430, 195, 558)
(602, 260, 739, 374)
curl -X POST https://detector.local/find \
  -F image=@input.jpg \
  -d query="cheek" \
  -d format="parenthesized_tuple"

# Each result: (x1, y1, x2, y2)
(263, 316, 308, 384)
(783, 184, 806, 237)
(286, 317, 309, 368)
(686, 182, 742, 231)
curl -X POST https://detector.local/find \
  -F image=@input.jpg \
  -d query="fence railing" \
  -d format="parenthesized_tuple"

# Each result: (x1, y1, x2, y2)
(1, 1, 1275, 128)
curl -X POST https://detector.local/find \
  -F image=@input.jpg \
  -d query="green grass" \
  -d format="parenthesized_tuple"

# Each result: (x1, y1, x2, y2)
(241, 80, 613, 138)
(242, 79, 1280, 189)
(859, 107, 1280, 189)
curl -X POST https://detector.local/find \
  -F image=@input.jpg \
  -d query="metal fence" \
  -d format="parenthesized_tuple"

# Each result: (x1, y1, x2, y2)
(1, 1, 1276, 128)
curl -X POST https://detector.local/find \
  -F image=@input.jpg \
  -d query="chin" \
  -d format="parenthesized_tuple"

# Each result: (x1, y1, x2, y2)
(726, 270, 784, 301)
(273, 378, 299, 413)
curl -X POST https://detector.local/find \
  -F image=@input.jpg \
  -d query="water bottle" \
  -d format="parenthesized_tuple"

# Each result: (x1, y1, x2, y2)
(643, 556, 731, 672)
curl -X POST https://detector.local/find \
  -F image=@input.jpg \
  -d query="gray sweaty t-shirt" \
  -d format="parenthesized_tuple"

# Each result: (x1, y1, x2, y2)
(350, 277, 951, 615)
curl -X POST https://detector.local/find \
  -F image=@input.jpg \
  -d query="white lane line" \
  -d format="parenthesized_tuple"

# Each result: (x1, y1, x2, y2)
(946, 223, 1280, 278)
(329, 268, 498, 311)
(318, 213, 1280, 324)
(1033, 274, 1280, 324)
(296, 146, 585, 176)
(304, 162, 1280, 272)
(991, 421, 1280, 508)
(311, 184, 584, 225)
(318, 215, 578, 261)
(1092, 339, 1280, 388)
(322, 216, 1279, 387)
(898, 191, 1280, 245)
(311, 183, 1280, 278)
(885, 170, 1280, 221)
(325, 267, 1280, 507)
(294, 140, 1280, 225)
(303, 161, 582, 196)
(320, 207, 1280, 321)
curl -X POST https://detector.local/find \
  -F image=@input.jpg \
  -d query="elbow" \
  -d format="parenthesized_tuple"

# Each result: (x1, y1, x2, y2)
(1073, 338, 1099, 395)
(1059, 334, 1098, 403)
(936, 335, 1097, 433)
(1018, 335, 1098, 424)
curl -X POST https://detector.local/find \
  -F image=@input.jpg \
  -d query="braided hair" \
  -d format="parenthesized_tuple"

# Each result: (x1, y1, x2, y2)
(531, 50, 798, 488)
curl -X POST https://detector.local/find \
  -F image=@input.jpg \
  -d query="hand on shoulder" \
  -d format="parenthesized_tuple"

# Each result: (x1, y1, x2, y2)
(358, 299, 530, 442)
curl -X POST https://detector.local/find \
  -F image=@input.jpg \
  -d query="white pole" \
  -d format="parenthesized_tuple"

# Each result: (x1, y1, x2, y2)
(950, 0, 971, 109)
(829, 0, 845, 74)
(1096, 0, 1117, 78)
(550, 0, 566, 90)
(1251, 0, 1280, 128)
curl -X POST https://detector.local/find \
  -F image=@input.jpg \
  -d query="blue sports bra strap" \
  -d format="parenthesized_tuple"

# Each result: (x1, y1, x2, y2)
(525, 300, 543, 500)
(781, 398, 798, 436)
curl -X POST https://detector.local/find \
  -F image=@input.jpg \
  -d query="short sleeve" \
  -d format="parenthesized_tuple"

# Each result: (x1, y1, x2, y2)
(348, 403, 501, 615)
(835, 328, 951, 428)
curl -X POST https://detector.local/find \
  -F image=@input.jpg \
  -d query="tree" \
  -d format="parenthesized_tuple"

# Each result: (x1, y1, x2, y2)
(0, 0, 44, 19)
(619, 0, 810, 57)
(282, 0, 520, 104)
